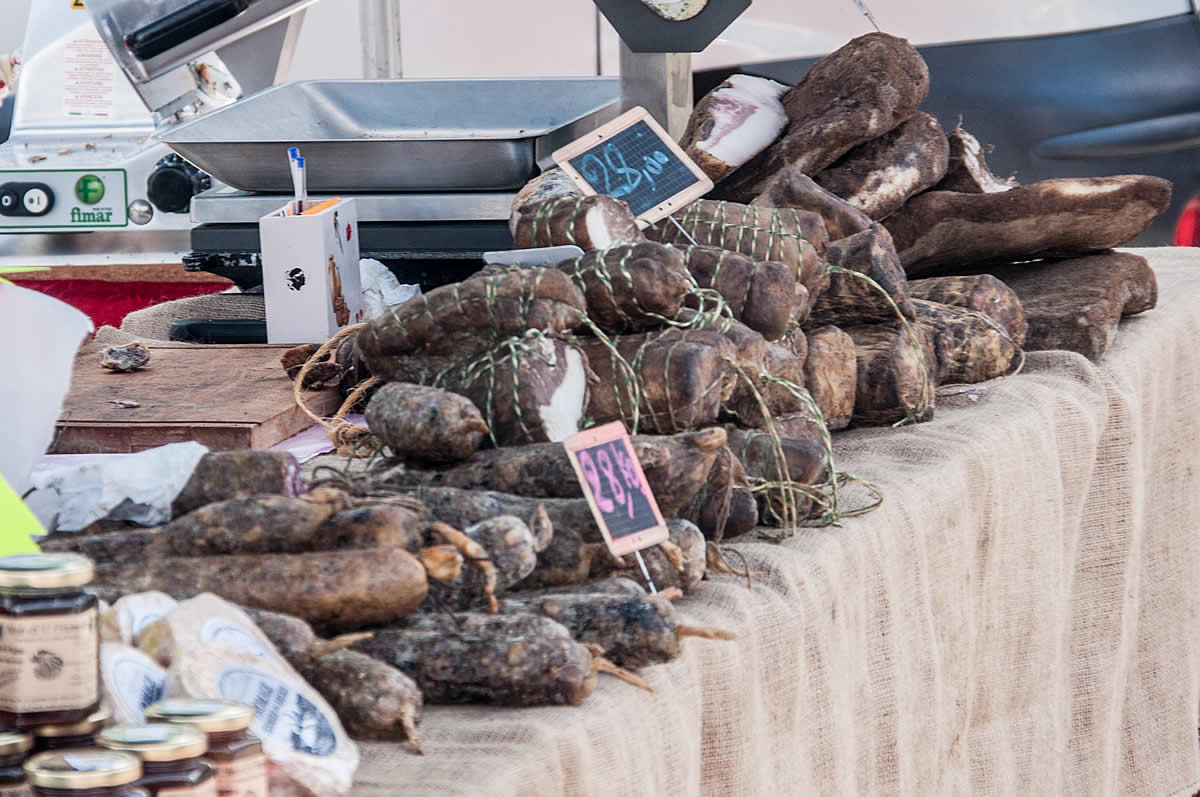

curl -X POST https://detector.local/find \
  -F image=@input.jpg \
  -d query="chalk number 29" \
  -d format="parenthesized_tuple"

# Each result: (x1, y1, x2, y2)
(577, 442, 647, 519)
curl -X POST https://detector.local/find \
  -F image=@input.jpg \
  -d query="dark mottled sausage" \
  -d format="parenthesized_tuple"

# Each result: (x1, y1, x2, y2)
(172, 451, 304, 518)
(246, 608, 423, 748)
(355, 614, 597, 706)
(499, 591, 732, 668)
(94, 548, 428, 633)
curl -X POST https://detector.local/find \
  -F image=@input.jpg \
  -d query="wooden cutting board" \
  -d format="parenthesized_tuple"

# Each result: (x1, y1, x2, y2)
(53, 344, 342, 453)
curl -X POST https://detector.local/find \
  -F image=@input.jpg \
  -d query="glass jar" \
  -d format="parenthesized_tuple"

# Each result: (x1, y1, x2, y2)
(0, 554, 100, 730)
(143, 700, 265, 797)
(95, 726, 216, 797)
(34, 707, 113, 753)
(24, 748, 148, 797)
(0, 731, 32, 796)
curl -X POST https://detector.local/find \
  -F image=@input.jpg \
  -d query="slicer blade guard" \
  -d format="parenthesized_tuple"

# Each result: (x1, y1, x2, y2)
(86, 0, 316, 85)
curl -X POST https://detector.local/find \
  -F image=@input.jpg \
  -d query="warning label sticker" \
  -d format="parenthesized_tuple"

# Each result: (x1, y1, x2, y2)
(63, 32, 116, 118)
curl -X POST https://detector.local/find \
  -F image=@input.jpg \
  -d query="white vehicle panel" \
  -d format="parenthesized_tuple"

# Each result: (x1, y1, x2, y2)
(4, 0, 1193, 81)
(697, 0, 1192, 67)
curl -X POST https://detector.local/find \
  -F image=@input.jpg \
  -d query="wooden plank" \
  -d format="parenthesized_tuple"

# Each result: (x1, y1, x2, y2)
(12, 265, 233, 284)
(51, 423, 263, 454)
(53, 344, 341, 453)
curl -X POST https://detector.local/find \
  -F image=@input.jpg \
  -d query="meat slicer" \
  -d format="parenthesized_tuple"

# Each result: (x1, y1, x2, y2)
(0, 0, 313, 267)
(0, 0, 625, 285)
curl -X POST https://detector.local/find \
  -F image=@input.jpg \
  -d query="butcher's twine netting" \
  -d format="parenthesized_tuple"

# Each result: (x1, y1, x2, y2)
(563, 245, 730, 329)
(297, 195, 1038, 538)
(678, 244, 769, 318)
(431, 330, 567, 449)
(293, 245, 892, 539)
(824, 263, 936, 427)
(427, 254, 873, 538)
(650, 201, 814, 268)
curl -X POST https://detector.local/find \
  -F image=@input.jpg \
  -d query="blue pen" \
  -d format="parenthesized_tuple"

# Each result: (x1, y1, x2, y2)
(288, 151, 306, 214)
(295, 157, 307, 211)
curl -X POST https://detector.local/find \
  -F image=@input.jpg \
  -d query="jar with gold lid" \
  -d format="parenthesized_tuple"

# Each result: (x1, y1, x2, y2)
(33, 707, 113, 753)
(95, 725, 215, 797)
(24, 748, 148, 797)
(0, 731, 32, 795)
(143, 701, 265, 797)
(0, 554, 100, 730)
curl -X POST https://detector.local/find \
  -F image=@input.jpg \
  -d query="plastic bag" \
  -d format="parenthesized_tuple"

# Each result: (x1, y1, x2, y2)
(360, 258, 421, 320)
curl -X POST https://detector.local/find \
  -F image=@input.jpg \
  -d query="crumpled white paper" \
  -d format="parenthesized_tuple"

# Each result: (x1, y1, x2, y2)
(29, 441, 209, 532)
(484, 245, 583, 268)
(0, 282, 94, 495)
(360, 258, 421, 320)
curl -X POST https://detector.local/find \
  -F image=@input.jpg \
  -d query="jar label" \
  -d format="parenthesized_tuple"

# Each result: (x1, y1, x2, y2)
(215, 752, 269, 797)
(159, 779, 218, 797)
(0, 606, 98, 712)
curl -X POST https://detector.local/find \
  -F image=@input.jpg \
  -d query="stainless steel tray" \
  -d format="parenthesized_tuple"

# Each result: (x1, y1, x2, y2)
(156, 78, 620, 192)
(190, 187, 515, 222)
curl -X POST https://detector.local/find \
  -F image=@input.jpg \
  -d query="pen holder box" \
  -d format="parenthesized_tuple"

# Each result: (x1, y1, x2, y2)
(259, 197, 363, 344)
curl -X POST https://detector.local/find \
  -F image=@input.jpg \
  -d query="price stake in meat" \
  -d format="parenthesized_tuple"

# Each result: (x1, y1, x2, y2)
(564, 422, 669, 557)
(554, 106, 713, 227)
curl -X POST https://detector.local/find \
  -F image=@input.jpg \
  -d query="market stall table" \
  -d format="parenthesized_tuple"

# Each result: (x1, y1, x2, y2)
(351, 247, 1200, 796)
(53, 344, 341, 453)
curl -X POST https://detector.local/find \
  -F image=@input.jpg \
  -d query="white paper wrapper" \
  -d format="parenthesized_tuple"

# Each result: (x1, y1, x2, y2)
(30, 441, 208, 532)
(101, 592, 178, 646)
(101, 643, 169, 725)
(160, 595, 360, 797)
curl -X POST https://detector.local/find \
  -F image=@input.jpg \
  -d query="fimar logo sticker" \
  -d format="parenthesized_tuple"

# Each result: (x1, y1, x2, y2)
(75, 174, 105, 205)
(70, 207, 113, 223)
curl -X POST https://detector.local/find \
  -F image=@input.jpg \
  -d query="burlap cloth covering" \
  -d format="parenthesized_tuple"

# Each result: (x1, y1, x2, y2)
(93, 292, 264, 346)
(343, 247, 1200, 796)
(72, 251, 1200, 794)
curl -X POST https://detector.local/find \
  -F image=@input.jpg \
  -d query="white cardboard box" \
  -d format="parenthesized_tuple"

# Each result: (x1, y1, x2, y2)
(259, 197, 363, 344)
(0, 282, 93, 495)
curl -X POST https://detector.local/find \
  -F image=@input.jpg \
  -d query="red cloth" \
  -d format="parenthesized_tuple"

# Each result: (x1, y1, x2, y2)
(1174, 196, 1200, 246)
(10, 279, 229, 331)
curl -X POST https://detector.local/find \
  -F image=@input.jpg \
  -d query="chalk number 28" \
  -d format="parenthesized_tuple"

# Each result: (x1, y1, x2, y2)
(579, 143, 670, 200)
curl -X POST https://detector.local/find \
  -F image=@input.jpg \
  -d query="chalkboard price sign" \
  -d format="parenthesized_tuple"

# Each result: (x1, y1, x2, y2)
(553, 107, 713, 227)
(564, 421, 669, 557)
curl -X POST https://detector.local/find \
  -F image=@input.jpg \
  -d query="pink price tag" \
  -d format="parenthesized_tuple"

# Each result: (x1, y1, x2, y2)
(563, 422, 668, 557)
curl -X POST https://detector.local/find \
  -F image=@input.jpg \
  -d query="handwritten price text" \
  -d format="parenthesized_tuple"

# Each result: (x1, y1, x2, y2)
(577, 441, 649, 520)
(578, 143, 670, 201)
